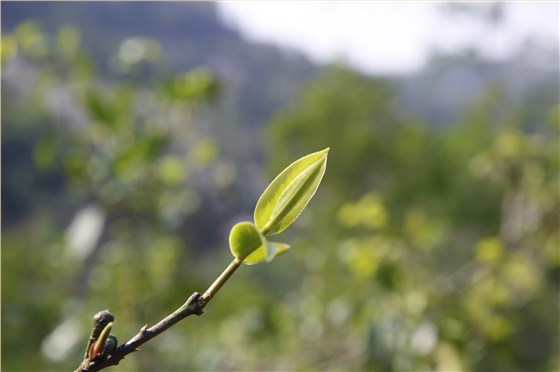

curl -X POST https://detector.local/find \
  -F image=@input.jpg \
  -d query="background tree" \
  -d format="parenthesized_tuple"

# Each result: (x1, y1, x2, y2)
(266, 66, 559, 371)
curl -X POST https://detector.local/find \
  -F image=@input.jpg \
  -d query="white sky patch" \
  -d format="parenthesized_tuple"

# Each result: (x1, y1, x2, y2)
(217, 2, 559, 75)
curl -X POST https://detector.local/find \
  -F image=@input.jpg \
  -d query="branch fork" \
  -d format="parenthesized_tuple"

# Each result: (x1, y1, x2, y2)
(75, 259, 240, 372)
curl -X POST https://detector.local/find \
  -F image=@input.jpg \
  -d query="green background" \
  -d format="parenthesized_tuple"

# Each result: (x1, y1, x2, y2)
(2, 3, 558, 371)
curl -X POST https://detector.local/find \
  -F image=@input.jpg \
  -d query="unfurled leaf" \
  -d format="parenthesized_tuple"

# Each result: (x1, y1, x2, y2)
(229, 222, 263, 261)
(255, 148, 329, 235)
(243, 242, 291, 265)
(229, 222, 290, 264)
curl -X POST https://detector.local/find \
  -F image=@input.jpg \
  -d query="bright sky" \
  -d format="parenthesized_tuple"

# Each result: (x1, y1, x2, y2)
(217, 2, 559, 75)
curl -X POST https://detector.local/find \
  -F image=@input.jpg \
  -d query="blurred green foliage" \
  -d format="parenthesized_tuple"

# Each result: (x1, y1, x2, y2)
(266, 66, 559, 371)
(2, 21, 559, 372)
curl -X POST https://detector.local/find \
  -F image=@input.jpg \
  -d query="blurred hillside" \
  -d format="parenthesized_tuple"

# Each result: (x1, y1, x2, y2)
(3, 1, 318, 129)
(2, 2, 559, 371)
(4, 1, 557, 130)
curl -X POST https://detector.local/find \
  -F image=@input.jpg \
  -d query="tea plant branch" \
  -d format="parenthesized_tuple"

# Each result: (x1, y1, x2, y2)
(202, 257, 243, 303)
(75, 258, 243, 372)
(74, 148, 329, 372)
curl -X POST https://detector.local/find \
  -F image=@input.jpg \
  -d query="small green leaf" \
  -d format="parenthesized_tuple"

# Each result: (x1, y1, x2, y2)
(243, 242, 291, 265)
(255, 148, 329, 235)
(229, 222, 290, 265)
(229, 222, 263, 261)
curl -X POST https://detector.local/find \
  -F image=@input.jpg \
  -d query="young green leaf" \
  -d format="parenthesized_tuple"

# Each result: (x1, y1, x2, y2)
(254, 148, 329, 235)
(229, 222, 263, 261)
(229, 222, 290, 265)
(243, 242, 291, 265)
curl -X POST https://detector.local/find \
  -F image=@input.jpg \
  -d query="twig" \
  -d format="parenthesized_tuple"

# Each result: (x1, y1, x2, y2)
(75, 258, 243, 371)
